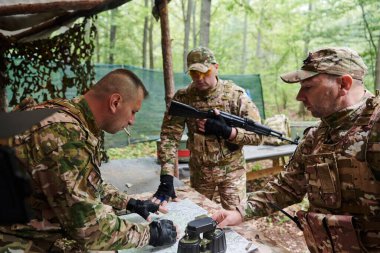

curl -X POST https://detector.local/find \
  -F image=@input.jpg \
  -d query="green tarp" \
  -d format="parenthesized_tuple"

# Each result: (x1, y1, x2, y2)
(95, 65, 265, 148)
(6, 64, 265, 148)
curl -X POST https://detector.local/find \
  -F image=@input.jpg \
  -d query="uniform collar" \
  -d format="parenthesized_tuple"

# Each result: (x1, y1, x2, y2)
(321, 90, 372, 129)
(71, 96, 102, 137)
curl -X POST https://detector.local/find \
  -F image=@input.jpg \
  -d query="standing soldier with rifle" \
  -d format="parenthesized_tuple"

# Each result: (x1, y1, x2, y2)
(212, 47, 380, 252)
(153, 47, 263, 210)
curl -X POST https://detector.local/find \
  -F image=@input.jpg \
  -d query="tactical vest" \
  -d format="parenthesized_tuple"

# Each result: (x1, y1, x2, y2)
(42, 98, 101, 166)
(180, 80, 244, 167)
(299, 95, 380, 252)
(12, 98, 101, 168)
(303, 96, 380, 217)
(1, 98, 101, 252)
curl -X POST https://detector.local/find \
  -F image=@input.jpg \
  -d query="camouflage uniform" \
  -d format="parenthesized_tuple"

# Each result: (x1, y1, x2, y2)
(238, 48, 380, 252)
(261, 114, 291, 146)
(0, 96, 150, 252)
(158, 78, 262, 210)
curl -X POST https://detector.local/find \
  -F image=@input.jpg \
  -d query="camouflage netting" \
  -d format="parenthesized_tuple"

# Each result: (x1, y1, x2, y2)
(0, 17, 111, 161)
(1, 17, 96, 107)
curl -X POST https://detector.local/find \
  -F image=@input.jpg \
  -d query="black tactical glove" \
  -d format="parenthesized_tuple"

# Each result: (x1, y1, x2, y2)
(153, 175, 177, 202)
(149, 219, 177, 247)
(205, 114, 232, 139)
(126, 198, 159, 220)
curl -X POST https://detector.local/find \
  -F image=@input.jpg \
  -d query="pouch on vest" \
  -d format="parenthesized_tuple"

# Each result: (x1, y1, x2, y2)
(304, 153, 342, 209)
(192, 133, 232, 166)
(297, 211, 362, 253)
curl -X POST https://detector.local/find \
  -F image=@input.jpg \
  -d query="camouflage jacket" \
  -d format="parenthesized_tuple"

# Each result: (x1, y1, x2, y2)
(0, 96, 150, 251)
(240, 91, 380, 249)
(158, 79, 262, 176)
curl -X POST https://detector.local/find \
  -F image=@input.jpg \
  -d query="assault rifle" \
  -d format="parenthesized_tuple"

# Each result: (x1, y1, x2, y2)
(169, 101, 299, 145)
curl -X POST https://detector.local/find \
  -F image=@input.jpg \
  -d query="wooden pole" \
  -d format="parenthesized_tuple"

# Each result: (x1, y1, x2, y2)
(157, 0, 177, 176)
(158, 0, 175, 106)
(0, 73, 6, 112)
(0, 39, 8, 112)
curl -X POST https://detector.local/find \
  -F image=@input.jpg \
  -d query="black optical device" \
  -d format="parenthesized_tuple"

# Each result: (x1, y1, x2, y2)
(178, 216, 226, 253)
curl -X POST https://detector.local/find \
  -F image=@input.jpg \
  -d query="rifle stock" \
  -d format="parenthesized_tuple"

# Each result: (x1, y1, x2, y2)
(168, 101, 299, 145)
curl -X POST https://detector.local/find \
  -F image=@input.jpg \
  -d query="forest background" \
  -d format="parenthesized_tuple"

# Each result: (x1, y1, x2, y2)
(95, 0, 380, 124)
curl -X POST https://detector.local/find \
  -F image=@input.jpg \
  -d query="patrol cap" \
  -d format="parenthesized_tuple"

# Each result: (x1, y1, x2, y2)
(280, 47, 368, 83)
(187, 47, 217, 73)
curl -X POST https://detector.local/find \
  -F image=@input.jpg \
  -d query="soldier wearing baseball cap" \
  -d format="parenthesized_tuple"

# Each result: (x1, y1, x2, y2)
(154, 46, 262, 210)
(280, 47, 368, 83)
(212, 47, 380, 252)
(186, 47, 218, 73)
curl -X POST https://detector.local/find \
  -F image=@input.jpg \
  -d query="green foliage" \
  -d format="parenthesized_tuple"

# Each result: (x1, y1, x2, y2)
(107, 141, 157, 160)
(94, 0, 380, 120)
(250, 163, 263, 172)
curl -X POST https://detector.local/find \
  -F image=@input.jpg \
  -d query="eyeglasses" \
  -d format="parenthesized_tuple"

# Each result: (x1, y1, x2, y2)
(189, 68, 213, 80)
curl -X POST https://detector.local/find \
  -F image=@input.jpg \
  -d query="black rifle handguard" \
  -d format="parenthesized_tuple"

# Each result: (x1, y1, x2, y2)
(168, 101, 299, 145)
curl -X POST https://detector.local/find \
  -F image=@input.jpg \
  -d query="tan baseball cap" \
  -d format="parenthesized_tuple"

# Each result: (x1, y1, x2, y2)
(187, 47, 217, 73)
(280, 47, 368, 83)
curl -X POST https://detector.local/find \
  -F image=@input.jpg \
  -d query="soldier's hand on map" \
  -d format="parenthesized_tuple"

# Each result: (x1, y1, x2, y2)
(212, 209, 244, 228)
(149, 219, 178, 247)
(152, 175, 179, 206)
(126, 198, 167, 221)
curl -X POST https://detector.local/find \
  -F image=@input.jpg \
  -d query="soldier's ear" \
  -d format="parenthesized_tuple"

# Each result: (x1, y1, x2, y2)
(213, 63, 219, 75)
(109, 93, 122, 114)
(337, 75, 352, 96)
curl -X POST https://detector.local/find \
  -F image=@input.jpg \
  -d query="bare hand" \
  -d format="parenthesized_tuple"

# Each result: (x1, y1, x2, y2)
(146, 204, 169, 222)
(196, 118, 207, 133)
(211, 209, 243, 228)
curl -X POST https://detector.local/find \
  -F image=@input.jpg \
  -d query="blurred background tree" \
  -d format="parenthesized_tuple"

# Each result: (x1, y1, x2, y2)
(94, 0, 380, 120)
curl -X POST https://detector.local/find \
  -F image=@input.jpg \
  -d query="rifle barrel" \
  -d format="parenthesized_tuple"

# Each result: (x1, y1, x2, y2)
(168, 101, 299, 145)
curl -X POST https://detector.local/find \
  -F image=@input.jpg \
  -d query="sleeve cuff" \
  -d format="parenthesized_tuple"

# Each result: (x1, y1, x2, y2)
(236, 205, 246, 220)
(234, 128, 245, 142)
(161, 164, 176, 177)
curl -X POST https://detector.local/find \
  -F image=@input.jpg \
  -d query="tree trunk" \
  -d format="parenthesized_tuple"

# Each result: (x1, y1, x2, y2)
(0, 46, 7, 111)
(241, 2, 249, 74)
(109, 8, 117, 64)
(142, 0, 149, 68)
(148, 0, 155, 69)
(183, 0, 193, 72)
(255, 9, 263, 58)
(303, 1, 312, 56)
(192, 0, 197, 48)
(95, 26, 100, 63)
(199, 0, 211, 47)
(298, 1, 312, 119)
(0, 67, 6, 112)
(375, 33, 380, 90)
(158, 0, 175, 106)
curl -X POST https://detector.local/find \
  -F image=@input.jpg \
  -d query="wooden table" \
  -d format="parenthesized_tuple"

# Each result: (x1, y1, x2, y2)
(243, 145, 297, 181)
(178, 145, 297, 181)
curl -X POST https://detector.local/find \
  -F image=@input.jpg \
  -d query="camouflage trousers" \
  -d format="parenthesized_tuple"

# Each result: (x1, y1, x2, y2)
(189, 160, 246, 210)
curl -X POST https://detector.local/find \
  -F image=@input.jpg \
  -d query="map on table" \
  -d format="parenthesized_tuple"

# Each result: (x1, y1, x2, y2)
(119, 198, 257, 253)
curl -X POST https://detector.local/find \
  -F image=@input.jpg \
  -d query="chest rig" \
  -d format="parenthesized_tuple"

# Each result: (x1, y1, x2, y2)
(182, 80, 242, 166)
(302, 96, 380, 218)
(44, 98, 102, 167)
